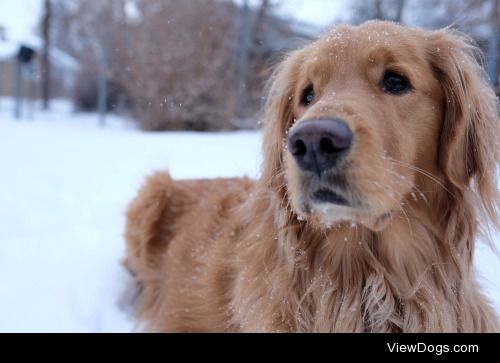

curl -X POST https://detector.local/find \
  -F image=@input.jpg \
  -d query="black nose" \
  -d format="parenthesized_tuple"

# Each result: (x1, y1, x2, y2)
(287, 119, 353, 175)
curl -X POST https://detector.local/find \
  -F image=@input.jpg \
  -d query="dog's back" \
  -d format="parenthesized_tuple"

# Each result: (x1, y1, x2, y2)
(125, 172, 253, 331)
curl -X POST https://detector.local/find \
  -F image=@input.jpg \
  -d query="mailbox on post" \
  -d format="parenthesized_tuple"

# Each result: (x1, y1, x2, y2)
(14, 45, 36, 119)
(18, 46, 36, 64)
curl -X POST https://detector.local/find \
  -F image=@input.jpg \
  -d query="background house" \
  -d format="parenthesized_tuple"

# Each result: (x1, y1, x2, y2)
(0, 33, 78, 99)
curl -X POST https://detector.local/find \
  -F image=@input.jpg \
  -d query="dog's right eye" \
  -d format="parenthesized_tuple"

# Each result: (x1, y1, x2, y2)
(300, 85, 315, 106)
(382, 71, 411, 95)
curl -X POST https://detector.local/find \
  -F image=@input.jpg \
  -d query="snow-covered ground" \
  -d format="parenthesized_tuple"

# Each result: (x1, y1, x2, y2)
(0, 100, 260, 332)
(0, 99, 498, 332)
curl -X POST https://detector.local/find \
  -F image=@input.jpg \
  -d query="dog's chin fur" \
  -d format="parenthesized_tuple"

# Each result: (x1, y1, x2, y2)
(125, 21, 500, 332)
(302, 204, 393, 232)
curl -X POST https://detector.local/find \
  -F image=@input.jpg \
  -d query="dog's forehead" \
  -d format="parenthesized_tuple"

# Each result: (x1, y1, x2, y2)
(300, 22, 430, 79)
(309, 22, 424, 61)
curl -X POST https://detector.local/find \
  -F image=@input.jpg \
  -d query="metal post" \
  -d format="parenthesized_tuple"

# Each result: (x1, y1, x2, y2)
(14, 46, 36, 120)
(27, 63, 35, 120)
(97, 51, 108, 127)
(14, 60, 23, 119)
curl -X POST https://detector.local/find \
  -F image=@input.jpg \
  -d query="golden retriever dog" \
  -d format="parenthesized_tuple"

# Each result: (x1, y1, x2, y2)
(125, 21, 500, 332)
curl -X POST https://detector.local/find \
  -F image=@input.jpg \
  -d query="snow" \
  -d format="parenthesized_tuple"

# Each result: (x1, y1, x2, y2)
(0, 41, 18, 61)
(0, 99, 498, 332)
(0, 99, 260, 332)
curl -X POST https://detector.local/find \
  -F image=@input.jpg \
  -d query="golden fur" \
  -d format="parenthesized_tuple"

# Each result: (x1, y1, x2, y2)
(125, 21, 500, 332)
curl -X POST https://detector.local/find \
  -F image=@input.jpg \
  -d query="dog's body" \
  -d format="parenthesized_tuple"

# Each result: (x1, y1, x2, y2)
(125, 176, 254, 331)
(125, 21, 500, 332)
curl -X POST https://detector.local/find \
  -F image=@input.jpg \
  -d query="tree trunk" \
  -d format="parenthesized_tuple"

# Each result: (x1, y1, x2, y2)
(394, 0, 406, 23)
(485, 0, 500, 86)
(236, 0, 251, 120)
(41, 0, 52, 110)
(97, 57, 108, 127)
(252, 0, 270, 44)
(374, 0, 384, 20)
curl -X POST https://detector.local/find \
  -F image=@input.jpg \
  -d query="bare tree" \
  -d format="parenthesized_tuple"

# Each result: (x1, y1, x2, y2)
(422, 0, 500, 86)
(350, 0, 407, 23)
(54, 0, 130, 117)
(375, 0, 384, 19)
(236, 0, 251, 120)
(46, 0, 313, 130)
(395, 0, 406, 22)
(236, 0, 273, 122)
(113, 0, 239, 131)
(348, 0, 499, 86)
(486, 0, 499, 86)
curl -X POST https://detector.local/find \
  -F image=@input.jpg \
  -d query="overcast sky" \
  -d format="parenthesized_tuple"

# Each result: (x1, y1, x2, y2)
(278, 0, 345, 27)
(0, 0, 42, 41)
(0, 0, 345, 42)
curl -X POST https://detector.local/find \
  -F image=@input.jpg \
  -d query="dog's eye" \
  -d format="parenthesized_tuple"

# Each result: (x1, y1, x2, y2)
(300, 85, 315, 106)
(382, 71, 411, 95)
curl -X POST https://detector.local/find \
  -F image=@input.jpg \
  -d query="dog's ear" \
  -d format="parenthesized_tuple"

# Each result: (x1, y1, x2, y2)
(428, 30, 499, 219)
(260, 51, 302, 189)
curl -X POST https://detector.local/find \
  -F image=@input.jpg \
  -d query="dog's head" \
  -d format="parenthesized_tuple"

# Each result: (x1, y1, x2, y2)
(261, 21, 499, 231)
